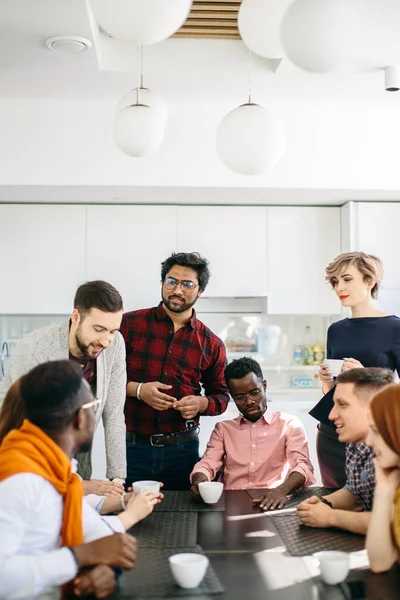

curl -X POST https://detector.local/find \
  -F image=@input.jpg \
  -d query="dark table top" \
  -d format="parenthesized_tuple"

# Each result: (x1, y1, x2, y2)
(112, 490, 400, 600)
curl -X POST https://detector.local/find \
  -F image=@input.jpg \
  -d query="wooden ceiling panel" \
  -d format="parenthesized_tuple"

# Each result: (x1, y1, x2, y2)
(173, 1, 242, 40)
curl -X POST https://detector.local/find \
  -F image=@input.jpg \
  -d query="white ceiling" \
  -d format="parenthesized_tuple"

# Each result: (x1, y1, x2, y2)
(0, 0, 399, 106)
(1, 1, 400, 206)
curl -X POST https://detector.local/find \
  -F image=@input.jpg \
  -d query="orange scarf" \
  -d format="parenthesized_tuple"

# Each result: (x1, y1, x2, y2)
(0, 419, 83, 547)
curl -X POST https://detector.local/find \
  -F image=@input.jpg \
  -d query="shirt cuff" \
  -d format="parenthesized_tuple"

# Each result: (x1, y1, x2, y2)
(101, 515, 125, 533)
(190, 466, 212, 483)
(289, 465, 316, 487)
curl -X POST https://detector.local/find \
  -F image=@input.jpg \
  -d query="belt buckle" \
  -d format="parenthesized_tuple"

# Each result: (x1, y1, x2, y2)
(185, 420, 197, 431)
(150, 433, 165, 447)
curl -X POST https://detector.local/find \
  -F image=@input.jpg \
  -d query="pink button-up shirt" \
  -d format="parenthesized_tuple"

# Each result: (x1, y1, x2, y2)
(191, 407, 315, 490)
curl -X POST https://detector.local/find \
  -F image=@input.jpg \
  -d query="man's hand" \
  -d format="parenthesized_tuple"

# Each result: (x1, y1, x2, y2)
(173, 396, 207, 419)
(83, 479, 124, 497)
(297, 497, 333, 528)
(73, 565, 116, 598)
(72, 533, 137, 570)
(140, 381, 176, 411)
(252, 487, 290, 511)
(190, 473, 208, 499)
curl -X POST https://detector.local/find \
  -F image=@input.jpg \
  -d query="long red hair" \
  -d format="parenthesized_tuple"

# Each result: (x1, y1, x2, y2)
(370, 383, 400, 456)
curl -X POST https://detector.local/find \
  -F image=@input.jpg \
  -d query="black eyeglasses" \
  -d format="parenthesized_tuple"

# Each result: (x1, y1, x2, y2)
(233, 387, 263, 405)
(164, 277, 199, 295)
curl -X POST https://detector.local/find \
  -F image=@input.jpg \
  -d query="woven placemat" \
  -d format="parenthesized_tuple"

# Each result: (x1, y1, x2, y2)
(271, 514, 365, 556)
(155, 490, 225, 512)
(129, 511, 198, 548)
(246, 486, 336, 509)
(117, 545, 225, 598)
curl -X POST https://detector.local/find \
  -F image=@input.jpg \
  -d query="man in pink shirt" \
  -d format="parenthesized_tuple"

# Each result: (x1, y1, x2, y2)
(190, 357, 315, 510)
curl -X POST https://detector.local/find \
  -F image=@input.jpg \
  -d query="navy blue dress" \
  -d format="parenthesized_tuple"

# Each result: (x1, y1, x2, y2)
(309, 315, 400, 488)
(310, 315, 400, 424)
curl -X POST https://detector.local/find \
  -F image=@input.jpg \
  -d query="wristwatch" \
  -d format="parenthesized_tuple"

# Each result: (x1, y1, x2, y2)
(112, 477, 126, 486)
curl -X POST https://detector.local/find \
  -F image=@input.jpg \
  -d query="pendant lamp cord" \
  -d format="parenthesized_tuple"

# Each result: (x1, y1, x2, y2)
(248, 48, 252, 104)
(136, 46, 144, 104)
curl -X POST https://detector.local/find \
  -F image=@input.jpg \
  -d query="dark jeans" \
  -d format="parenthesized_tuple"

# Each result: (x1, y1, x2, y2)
(126, 439, 200, 491)
(317, 423, 347, 489)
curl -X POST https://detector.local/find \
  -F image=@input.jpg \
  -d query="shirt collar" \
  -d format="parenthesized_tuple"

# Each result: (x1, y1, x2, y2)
(155, 301, 197, 330)
(239, 405, 273, 425)
(348, 441, 371, 457)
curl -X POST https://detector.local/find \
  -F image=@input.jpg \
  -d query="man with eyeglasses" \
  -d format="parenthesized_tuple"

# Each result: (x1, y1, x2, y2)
(190, 357, 315, 510)
(120, 252, 229, 490)
(0, 360, 139, 599)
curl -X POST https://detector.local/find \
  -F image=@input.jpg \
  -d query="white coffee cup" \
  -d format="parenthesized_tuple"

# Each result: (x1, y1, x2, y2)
(313, 551, 350, 585)
(324, 359, 344, 377)
(132, 480, 161, 494)
(169, 553, 209, 589)
(198, 481, 223, 504)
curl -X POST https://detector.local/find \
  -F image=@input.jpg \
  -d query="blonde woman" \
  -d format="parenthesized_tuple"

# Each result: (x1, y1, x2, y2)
(309, 251, 400, 488)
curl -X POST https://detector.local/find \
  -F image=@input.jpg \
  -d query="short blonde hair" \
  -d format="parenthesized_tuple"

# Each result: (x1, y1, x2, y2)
(325, 251, 383, 299)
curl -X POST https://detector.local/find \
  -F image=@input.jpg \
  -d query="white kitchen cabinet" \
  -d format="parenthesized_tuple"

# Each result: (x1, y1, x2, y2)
(177, 206, 268, 297)
(0, 205, 86, 314)
(349, 202, 400, 314)
(86, 205, 177, 311)
(267, 207, 341, 314)
(354, 202, 400, 288)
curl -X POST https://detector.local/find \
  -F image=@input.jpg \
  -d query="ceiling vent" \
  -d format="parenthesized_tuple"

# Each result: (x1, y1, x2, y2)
(46, 36, 92, 54)
(173, 0, 242, 40)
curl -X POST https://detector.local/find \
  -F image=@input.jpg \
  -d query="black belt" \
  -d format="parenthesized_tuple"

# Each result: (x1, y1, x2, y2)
(126, 428, 199, 447)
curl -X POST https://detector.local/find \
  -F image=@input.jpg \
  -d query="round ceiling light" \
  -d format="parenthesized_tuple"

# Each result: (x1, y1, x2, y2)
(216, 103, 286, 176)
(46, 36, 92, 54)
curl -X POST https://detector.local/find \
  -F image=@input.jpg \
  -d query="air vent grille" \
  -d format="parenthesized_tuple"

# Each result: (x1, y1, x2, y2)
(173, 1, 242, 40)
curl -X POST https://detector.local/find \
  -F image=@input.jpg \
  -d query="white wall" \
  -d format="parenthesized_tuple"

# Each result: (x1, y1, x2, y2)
(0, 98, 400, 191)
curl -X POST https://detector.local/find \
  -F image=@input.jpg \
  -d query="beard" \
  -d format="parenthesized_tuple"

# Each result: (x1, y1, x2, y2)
(78, 438, 93, 454)
(239, 400, 267, 423)
(75, 326, 103, 359)
(162, 291, 199, 314)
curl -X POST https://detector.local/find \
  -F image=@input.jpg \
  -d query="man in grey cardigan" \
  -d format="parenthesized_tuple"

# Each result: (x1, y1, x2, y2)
(0, 280, 127, 496)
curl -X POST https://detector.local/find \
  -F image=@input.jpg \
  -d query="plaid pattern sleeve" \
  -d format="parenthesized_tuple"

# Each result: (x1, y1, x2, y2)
(120, 303, 230, 435)
(344, 442, 375, 511)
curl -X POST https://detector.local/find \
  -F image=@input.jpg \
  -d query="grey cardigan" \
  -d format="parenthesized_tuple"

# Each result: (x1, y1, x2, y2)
(0, 321, 127, 479)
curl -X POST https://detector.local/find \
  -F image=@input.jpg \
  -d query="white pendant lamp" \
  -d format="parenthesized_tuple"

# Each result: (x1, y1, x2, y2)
(238, 0, 292, 60)
(281, 0, 360, 73)
(116, 87, 168, 129)
(114, 48, 167, 158)
(216, 52, 286, 176)
(114, 103, 164, 157)
(91, 0, 192, 46)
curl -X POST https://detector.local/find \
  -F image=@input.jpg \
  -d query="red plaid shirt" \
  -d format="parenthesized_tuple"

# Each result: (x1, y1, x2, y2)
(120, 303, 229, 435)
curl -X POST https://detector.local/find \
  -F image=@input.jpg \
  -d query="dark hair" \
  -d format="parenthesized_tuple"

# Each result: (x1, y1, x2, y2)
(20, 360, 89, 431)
(74, 280, 123, 315)
(224, 357, 264, 385)
(0, 378, 25, 444)
(161, 252, 210, 292)
(335, 367, 394, 396)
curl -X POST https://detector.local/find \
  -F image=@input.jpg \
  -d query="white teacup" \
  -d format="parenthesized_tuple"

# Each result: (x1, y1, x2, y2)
(198, 481, 223, 504)
(169, 553, 209, 589)
(132, 480, 161, 494)
(313, 551, 350, 585)
(324, 359, 344, 377)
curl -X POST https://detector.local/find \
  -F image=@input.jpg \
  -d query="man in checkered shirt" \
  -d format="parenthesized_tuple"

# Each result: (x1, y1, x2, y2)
(297, 368, 393, 535)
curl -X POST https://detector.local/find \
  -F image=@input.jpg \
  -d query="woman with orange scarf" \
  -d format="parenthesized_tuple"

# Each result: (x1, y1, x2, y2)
(365, 383, 400, 572)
